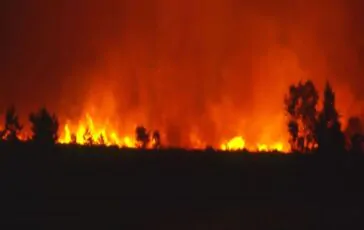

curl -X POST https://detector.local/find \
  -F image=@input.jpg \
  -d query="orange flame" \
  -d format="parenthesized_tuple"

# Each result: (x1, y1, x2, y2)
(220, 136, 245, 151)
(220, 136, 288, 152)
(58, 113, 136, 148)
(0, 110, 289, 153)
(56, 113, 290, 152)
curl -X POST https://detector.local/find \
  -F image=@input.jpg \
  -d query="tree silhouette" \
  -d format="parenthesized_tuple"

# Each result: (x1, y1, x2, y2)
(316, 82, 346, 154)
(285, 80, 319, 152)
(152, 130, 161, 149)
(29, 108, 59, 145)
(136, 126, 150, 149)
(1, 106, 23, 142)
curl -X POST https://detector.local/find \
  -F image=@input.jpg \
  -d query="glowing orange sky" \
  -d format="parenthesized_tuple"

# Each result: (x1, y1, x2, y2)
(0, 0, 363, 149)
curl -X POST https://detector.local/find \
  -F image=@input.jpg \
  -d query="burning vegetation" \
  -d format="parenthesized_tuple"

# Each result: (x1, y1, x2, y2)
(0, 80, 362, 154)
(1, 1, 364, 154)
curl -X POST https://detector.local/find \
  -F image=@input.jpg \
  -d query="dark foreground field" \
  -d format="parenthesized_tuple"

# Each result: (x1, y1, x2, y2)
(1, 143, 364, 229)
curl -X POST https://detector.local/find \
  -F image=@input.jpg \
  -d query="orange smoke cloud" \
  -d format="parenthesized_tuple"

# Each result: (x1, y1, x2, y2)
(0, 0, 364, 151)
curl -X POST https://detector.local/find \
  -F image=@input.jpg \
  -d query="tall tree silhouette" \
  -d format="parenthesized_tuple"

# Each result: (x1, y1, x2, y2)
(316, 82, 346, 154)
(29, 108, 59, 145)
(285, 80, 319, 152)
(1, 106, 23, 142)
(136, 126, 150, 149)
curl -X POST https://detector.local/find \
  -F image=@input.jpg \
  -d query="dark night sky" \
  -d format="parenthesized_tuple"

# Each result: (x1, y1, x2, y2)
(1, 0, 364, 146)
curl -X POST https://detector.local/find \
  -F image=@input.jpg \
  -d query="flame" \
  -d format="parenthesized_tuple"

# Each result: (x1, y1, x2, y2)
(55, 112, 290, 152)
(220, 136, 288, 153)
(257, 142, 285, 152)
(0, 107, 289, 153)
(2, 0, 364, 156)
(58, 113, 136, 148)
(220, 136, 245, 151)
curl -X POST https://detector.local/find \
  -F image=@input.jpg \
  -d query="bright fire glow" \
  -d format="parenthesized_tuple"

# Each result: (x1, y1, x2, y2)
(56, 113, 290, 152)
(1, 0, 364, 156)
(220, 136, 245, 151)
(58, 113, 136, 148)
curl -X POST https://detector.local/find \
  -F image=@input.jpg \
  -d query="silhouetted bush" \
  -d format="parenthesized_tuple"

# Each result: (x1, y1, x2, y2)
(350, 134, 363, 155)
(29, 108, 59, 145)
(152, 130, 161, 149)
(1, 106, 23, 142)
(136, 126, 150, 148)
(345, 116, 363, 152)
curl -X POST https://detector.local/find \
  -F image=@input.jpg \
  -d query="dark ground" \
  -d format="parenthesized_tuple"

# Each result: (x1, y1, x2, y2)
(0, 143, 363, 229)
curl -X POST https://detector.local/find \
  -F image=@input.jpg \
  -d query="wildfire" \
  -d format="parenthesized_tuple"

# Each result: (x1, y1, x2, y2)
(220, 136, 288, 152)
(256, 143, 285, 152)
(58, 113, 136, 148)
(220, 136, 245, 151)
(56, 113, 289, 153)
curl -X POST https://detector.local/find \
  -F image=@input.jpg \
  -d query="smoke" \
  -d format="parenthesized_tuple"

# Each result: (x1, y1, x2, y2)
(0, 0, 364, 146)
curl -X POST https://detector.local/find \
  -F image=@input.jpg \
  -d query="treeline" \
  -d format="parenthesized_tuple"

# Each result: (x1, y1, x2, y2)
(0, 107, 59, 145)
(0, 107, 161, 149)
(285, 80, 363, 155)
(0, 80, 363, 154)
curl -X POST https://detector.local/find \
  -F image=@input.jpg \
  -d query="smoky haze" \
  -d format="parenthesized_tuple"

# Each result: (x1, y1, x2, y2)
(0, 0, 364, 147)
